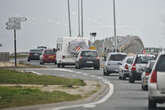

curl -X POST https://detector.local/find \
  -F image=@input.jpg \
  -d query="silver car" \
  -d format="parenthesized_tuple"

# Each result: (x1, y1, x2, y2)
(148, 53, 165, 109)
(103, 52, 127, 76)
(119, 56, 134, 80)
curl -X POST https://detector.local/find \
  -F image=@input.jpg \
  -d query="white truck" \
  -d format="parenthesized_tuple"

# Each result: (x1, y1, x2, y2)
(56, 36, 90, 68)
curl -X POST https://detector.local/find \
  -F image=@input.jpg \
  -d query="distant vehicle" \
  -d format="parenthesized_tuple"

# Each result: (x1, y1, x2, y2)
(119, 56, 134, 80)
(27, 49, 42, 61)
(148, 53, 165, 109)
(75, 49, 100, 69)
(141, 60, 155, 90)
(103, 52, 127, 76)
(40, 49, 57, 65)
(129, 54, 155, 83)
(56, 37, 89, 68)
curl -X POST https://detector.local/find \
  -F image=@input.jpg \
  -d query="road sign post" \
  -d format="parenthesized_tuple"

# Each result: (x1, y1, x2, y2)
(5, 17, 27, 67)
(14, 29, 17, 67)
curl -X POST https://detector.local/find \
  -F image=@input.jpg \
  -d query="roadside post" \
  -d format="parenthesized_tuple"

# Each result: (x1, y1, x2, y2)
(5, 17, 27, 67)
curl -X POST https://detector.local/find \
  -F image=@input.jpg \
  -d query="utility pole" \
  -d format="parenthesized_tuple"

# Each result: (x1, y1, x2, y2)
(78, 0, 81, 37)
(67, 0, 72, 37)
(81, 0, 84, 37)
(113, 0, 117, 52)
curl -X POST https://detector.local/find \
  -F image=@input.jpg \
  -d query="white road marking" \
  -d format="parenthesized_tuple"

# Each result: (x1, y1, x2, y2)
(30, 68, 114, 110)
(50, 72, 114, 110)
(31, 71, 41, 75)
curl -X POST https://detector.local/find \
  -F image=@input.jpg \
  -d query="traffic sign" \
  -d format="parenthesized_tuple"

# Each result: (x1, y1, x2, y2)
(6, 21, 21, 30)
(9, 17, 27, 22)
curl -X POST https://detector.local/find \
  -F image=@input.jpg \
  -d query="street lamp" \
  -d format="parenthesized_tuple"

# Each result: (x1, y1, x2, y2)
(67, 0, 72, 37)
(113, 0, 118, 52)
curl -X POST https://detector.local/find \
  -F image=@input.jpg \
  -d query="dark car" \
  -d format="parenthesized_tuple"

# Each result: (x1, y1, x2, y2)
(27, 49, 42, 61)
(75, 49, 100, 70)
(40, 49, 57, 64)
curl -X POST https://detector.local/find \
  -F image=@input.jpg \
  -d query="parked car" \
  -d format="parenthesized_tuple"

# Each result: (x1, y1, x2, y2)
(119, 56, 134, 80)
(40, 49, 57, 65)
(148, 53, 165, 109)
(129, 54, 155, 83)
(103, 52, 127, 76)
(75, 49, 100, 69)
(27, 49, 43, 61)
(141, 60, 155, 90)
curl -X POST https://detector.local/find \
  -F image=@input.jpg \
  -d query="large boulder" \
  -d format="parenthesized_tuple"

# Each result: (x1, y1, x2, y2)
(94, 35, 144, 56)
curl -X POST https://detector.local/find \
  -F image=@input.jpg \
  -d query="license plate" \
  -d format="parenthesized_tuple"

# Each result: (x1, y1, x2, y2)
(49, 56, 54, 59)
(86, 61, 93, 63)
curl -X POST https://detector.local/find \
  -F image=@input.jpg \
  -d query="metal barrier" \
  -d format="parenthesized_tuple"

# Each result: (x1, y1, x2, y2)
(0, 52, 9, 62)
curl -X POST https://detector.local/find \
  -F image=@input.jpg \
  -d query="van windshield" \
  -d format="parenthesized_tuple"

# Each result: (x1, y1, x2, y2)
(109, 54, 127, 61)
(156, 55, 165, 72)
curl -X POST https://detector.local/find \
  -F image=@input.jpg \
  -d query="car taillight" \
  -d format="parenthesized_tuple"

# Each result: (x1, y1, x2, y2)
(79, 56, 82, 59)
(150, 70, 157, 83)
(96, 56, 100, 60)
(29, 53, 32, 56)
(145, 72, 150, 76)
(131, 64, 136, 71)
(62, 56, 65, 59)
(125, 64, 128, 69)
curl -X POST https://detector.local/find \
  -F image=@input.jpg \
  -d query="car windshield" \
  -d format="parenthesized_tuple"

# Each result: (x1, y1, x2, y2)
(44, 50, 56, 55)
(81, 51, 97, 57)
(156, 55, 165, 72)
(30, 49, 42, 53)
(136, 56, 155, 64)
(109, 54, 127, 61)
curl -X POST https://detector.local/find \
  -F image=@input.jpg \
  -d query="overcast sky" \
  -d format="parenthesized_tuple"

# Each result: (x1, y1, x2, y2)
(0, 0, 165, 52)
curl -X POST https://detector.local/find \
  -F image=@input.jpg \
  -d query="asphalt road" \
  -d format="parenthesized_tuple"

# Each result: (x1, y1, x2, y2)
(20, 59, 165, 110)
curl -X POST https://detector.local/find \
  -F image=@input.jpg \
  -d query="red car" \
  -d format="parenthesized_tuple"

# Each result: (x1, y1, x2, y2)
(40, 49, 57, 64)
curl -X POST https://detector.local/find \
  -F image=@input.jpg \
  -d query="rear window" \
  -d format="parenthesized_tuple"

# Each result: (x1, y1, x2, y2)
(136, 56, 155, 64)
(156, 55, 165, 72)
(127, 58, 133, 64)
(81, 51, 97, 57)
(30, 49, 42, 53)
(44, 50, 56, 55)
(109, 54, 127, 61)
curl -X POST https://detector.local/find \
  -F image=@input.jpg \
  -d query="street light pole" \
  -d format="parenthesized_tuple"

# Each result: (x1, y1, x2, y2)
(81, 0, 84, 37)
(78, 0, 81, 37)
(67, 0, 72, 37)
(113, 0, 117, 52)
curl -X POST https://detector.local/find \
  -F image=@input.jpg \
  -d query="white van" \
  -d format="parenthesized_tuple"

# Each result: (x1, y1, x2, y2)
(56, 36, 89, 68)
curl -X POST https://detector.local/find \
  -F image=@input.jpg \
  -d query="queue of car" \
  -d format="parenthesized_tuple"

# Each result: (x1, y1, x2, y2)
(27, 47, 165, 109)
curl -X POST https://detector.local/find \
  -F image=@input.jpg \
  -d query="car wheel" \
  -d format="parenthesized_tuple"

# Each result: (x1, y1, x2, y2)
(57, 64, 61, 68)
(103, 69, 109, 76)
(123, 75, 126, 80)
(27, 58, 30, 62)
(119, 76, 122, 80)
(62, 64, 65, 68)
(94, 66, 100, 70)
(40, 61, 44, 65)
(129, 76, 135, 83)
(148, 98, 156, 109)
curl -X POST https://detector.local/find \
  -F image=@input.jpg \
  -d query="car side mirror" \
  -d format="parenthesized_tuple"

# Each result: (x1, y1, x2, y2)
(145, 68, 152, 73)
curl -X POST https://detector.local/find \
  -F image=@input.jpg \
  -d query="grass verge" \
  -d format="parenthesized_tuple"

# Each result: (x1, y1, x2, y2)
(0, 69, 86, 86)
(0, 86, 81, 109)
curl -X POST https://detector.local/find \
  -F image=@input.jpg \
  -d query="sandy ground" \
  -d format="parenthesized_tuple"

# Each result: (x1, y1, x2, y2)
(0, 62, 25, 67)
(0, 80, 100, 97)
